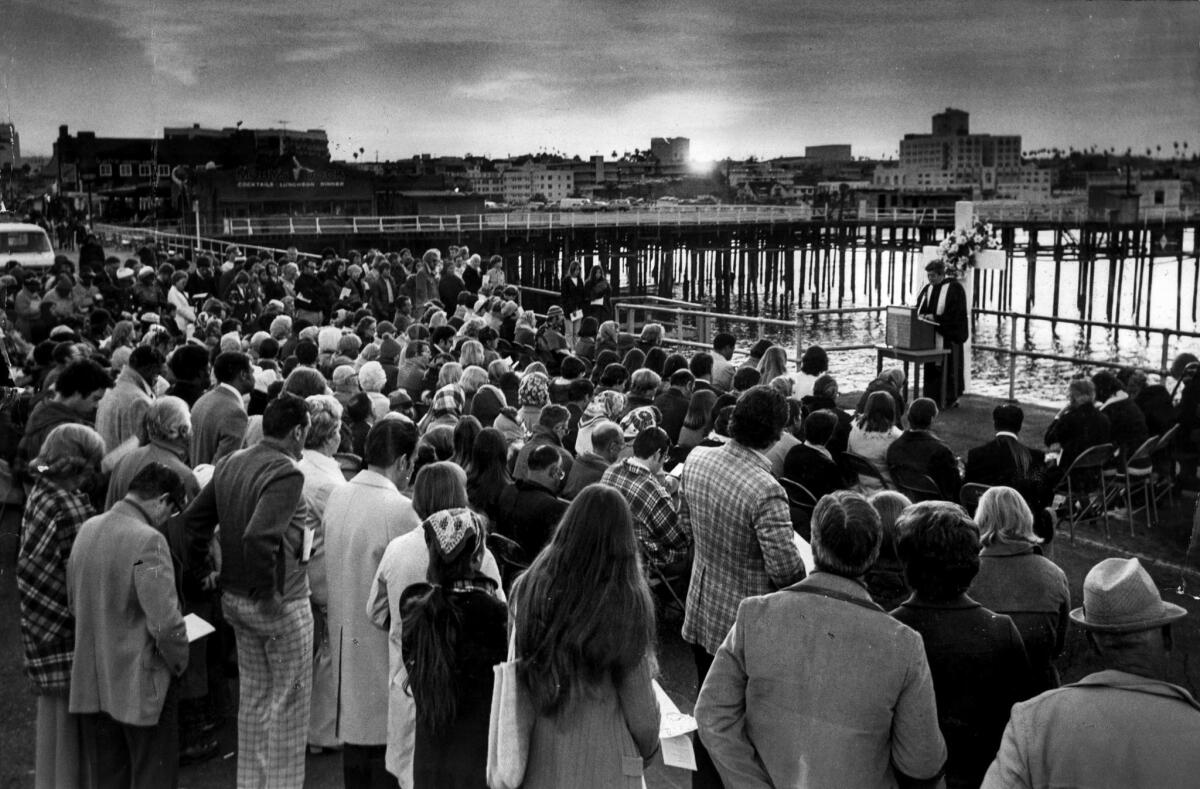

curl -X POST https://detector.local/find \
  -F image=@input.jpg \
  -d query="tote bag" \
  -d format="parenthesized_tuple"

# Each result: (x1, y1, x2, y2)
(486, 631, 534, 789)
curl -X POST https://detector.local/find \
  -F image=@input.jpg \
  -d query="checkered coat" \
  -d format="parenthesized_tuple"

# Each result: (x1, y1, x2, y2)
(17, 479, 95, 695)
(680, 441, 806, 655)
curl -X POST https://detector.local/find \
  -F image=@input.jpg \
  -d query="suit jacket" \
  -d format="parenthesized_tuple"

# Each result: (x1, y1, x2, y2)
(323, 469, 420, 745)
(781, 443, 844, 500)
(965, 434, 1050, 509)
(1099, 395, 1149, 461)
(886, 430, 962, 501)
(67, 501, 188, 726)
(190, 384, 248, 466)
(982, 671, 1200, 789)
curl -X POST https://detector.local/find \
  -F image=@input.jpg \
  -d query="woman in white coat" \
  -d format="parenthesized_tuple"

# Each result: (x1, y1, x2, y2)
(367, 461, 505, 787)
(297, 395, 347, 754)
(323, 416, 421, 787)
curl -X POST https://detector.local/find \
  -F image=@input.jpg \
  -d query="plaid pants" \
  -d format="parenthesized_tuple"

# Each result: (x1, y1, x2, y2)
(223, 593, 314, 789)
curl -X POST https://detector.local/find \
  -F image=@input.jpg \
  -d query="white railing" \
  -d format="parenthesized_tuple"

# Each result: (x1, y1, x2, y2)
(90, 223, 322, 260)
(220, 206, 821, 236)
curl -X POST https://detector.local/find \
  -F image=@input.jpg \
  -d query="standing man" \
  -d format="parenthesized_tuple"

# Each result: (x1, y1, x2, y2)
(189, 351, 253, 467)
(915, 260, 967, 408)
(696, 491, 946, 788)
(680, 385, 806, 788)
(983, 557, 1200, 787)
(323, 418, 420, 787)
(68, 464, 190, 788)
(183, 394, 315, 789)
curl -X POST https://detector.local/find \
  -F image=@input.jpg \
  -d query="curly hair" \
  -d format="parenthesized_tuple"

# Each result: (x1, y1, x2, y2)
(33, 423, 105, 480)
(729, 385, 787, 450)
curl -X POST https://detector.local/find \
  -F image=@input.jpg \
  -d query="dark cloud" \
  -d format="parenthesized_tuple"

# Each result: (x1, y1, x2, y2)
(5, 0, 1197, 160)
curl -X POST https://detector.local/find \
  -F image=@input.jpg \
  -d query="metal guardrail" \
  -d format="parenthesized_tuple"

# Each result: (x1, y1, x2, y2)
(91, 223, 322, 261)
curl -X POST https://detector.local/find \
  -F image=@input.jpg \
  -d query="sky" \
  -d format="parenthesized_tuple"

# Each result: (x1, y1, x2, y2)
(3, 0, 1198, 162)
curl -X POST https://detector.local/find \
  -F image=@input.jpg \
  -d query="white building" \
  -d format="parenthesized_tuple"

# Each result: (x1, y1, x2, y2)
(896, 109, 1021, 196)
(500, 162, 574, 204)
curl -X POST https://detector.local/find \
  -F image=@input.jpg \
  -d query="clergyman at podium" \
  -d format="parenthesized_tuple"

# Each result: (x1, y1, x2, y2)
(915, 260, 968, 408)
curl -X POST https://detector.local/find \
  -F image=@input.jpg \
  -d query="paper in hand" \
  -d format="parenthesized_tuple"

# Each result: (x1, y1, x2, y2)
(184, 613, 216, 643)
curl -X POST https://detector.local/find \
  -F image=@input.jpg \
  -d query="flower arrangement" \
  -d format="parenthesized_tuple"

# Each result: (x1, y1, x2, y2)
(936, 219, 1003, 276)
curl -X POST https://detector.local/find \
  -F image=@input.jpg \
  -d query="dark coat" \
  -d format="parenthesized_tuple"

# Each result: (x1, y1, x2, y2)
(781, 443, 844, 500)
(560, 275, 585, 314)
(1099, 397, 1149, 462)
(798, 394, 854, 458)
(653, 387, 691, 445)
(891, 596, 1036, 789)
(886, 430, 961, 501)
(438, 272, 465, 311)
(495, 479, 568, 559)
(964, 434, 1051, 513)
(1044, 403, 1110, 471)
(401, 585, 507, 789)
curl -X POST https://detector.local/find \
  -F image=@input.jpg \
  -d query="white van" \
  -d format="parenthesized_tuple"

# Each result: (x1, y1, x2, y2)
(0, 223, 55, 270)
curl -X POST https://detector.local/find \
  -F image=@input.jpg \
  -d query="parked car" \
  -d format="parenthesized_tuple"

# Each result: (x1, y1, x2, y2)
(0, 222, 55, 270)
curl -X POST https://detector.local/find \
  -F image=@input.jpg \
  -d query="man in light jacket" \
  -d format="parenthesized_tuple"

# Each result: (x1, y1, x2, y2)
(68, 463, 190, 787)
(695, 490, 946, 789)
(983, 557, 1200, 788)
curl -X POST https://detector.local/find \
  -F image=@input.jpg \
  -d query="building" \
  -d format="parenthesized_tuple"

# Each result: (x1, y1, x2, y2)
(805, 144, 852, 162)
(499, 161, 574, 204)
(896, 109, 1022, 197)
(650, 137, 690, 164)
(0, 122, 20, 169)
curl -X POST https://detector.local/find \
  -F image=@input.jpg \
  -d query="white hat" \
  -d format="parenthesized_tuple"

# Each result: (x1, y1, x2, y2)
(1070, 558, 1187, 633)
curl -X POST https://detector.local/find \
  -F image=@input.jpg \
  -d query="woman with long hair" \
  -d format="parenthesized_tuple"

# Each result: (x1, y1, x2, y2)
(367, 468, 504, 786)
(17, 423, 105, 789)
(791, 345, 829, 400)
(512, 484, 660, 787)
(400, 508, 507, 788)
(450, 415, 482, 469)
(582, 264, 611, 322)
(757, 345, 790, 385)
(848, 390, 902, 493)
(677, 389, 718, 451)
(465, 428, 512, 522)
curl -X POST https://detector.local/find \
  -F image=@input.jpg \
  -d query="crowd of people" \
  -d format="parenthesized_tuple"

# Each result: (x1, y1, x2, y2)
(2, 237, 1200, 789)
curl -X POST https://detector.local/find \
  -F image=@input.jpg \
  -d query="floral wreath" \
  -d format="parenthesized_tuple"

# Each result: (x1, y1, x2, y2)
(936, 219, 1002, 277)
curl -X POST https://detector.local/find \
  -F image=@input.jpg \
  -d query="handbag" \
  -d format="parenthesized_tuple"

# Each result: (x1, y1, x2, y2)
(486, 630, 534, 789)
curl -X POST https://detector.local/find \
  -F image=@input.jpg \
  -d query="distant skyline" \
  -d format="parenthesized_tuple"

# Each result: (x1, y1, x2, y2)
(3, 0, 1198, 162)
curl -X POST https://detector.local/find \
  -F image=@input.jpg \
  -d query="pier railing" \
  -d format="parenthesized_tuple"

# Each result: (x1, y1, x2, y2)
(616, 299, 1199, 399)
(215, 204, 1197, 236)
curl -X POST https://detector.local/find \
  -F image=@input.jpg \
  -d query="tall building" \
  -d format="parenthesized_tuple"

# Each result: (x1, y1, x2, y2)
(650, 137, 690, 164)
(0, 122, 19, 168)
(896, 109, 1021, 195)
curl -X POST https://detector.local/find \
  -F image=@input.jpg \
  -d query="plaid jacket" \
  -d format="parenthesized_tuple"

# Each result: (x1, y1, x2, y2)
(680, 441, 806, 655)
(601, 457, 690, 568)
(17, 479, 95, 694)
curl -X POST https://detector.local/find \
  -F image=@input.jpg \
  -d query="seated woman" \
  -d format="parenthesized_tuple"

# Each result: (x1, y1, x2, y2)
(892, 501, 1037, 789)
(847, 391, 902, 494)
(969, 486, 1070, 692)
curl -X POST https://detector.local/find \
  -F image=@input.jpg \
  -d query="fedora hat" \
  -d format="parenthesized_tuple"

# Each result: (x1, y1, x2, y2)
(1069, 558, 1187, 633)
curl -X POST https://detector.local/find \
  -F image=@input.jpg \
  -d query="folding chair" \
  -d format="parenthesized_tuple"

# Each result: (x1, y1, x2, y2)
(648, 561, 688, 621)
(1053, 443, 1116, 543)
(890, 466, 943, 503)
(1111, 435, 1160, 532)
(779, 478, 817, 540)
(1151, 425, 1180, 509)
(840, 451, 891, 492)
(959, 482, 991, 515)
